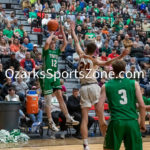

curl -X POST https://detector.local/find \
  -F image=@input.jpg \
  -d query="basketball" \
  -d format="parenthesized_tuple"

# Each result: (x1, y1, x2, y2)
(47, 20, 59, 32)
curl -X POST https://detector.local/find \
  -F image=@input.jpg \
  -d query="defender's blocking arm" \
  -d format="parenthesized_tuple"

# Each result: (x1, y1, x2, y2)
(70, 22, 84, 57)
(82, 49, 129, 66)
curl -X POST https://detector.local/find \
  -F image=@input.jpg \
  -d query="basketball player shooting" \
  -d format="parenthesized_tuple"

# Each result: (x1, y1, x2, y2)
(97, 60, 146, 150)
(39, 23, 79, 132)
(70, 22, 129, 150)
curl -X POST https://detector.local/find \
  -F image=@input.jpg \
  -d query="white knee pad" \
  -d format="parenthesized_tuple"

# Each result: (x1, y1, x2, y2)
(44, 95, 52, 107)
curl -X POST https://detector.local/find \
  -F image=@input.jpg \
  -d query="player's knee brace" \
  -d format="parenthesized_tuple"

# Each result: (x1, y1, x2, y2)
(44, 95, 52, 107)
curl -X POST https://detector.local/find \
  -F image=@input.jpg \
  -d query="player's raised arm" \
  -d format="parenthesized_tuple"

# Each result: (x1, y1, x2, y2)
(135, 81, 146, 132)
(44, 32, 55, 50)
(70, 22, 84, 57)
(93, 49, 129, 66)
(96, 85, 107, 136)
(60, 24, 67, 52)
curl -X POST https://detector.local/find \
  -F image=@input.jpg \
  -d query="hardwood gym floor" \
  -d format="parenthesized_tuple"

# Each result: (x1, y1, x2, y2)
(1, 137, 150, 150)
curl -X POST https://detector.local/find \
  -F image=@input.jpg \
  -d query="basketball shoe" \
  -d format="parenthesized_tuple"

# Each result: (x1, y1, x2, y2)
(49, 121, 59, 132)
(66, 116, 79, 126)
(83, 144, 90, 150)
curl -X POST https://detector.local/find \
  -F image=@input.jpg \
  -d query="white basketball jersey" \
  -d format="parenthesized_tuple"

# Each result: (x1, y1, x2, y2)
(78, 57, 98, 85)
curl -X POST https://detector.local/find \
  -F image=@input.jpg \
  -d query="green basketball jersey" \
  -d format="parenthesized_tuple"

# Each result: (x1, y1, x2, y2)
(42, 48, 61, 74)
(105, 78, 138, 120)
(143, 96, 150, 105)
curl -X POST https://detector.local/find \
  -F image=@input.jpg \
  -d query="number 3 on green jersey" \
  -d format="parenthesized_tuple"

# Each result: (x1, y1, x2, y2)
(118, 89, 127, 105)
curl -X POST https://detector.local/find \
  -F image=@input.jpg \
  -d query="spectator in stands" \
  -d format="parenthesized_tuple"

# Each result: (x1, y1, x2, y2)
(64, 17, 71, 32)
(22, 0, 32, 17)
(43, 2, 51, 13)
(76, 1, 82, 13)
(112, 19, 124, 32)
(12, 19, 19, 30)
(146, 38, 150, 46)
(134, 35, 144, 47)
(20, 32, 30, 44)
(84, 34, 91, 47)
(49, 94, 67, 139)
(85, 27, 96, 40)
(42, 14, 50, 27)
(108, 48, 119, 59)
(144, 44, 150, 62)
(10, 38, 21, 53)
(5, 11, 16, 25)
(5, 86, 19, 101)
(4, 52, 20, 71)
(20, 51, 35, 72)
(0, 4, 5, 29)
(0, 38, 10, 55)
(95, 35, 103, 50)
(30, 44, 39, 59)
(116, 35, 124, 48)
(76, 15, 83, 26)
(123, 34, 133, 51)
(53, 0, 61, 13)
(130, 42, 144, 63)
(1, 78, 13, 98)
(106, 35, 114, 48)
(101, 41, 112, 56)
(14, 24, 25, 38)
(12, 76, 28, 102)
(80, 0, 86, 10)
(73, 52, 79, 69)
(126, 65, 140, 81)
(28, 7, 37, 24)
(65, 37, 75, 61)
(140, 2, 147, 15)
(100, 51, 107, 61)
(139, 70, 150, 90)
(0, 4, 5, 17)
(126, 57, 141, 72)
(3, 23, 14, 39)
(35, 0, 42, 12)
(113, 40, 122, 54)
(35, 52, 42, 71)
(22, 38, 33, 51)
(42, 14, 51, 36)
(15, 45, 27, 62)
(67, 88, 94, 138)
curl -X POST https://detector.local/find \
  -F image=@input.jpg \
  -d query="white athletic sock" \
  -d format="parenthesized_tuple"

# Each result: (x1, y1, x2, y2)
(48, 118, 53, 123)
(66, 114, 71, 121)
(83, 139, 88, 146)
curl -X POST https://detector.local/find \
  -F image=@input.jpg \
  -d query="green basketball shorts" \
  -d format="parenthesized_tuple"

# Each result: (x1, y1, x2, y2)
(104, 119, 142, 150)
(38, 71, 62, 95)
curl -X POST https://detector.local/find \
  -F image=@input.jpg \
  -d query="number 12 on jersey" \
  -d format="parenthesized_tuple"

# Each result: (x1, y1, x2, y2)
(51, 59, 57, 67)
(118, 89, 128, 105)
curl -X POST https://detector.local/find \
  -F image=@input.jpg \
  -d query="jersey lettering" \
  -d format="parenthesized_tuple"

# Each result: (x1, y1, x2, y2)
(79, 62, 90, 72)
